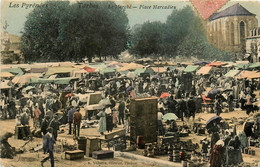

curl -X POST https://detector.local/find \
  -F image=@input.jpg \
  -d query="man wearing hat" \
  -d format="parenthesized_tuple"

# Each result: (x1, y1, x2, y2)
(67, 107, 76, 135)
(73, 107, 82, 136)
(41, 127, 55, 167)
(41, 115, 51, 136)
(49, 114, 60, 141)
(118, 99, 125, 125)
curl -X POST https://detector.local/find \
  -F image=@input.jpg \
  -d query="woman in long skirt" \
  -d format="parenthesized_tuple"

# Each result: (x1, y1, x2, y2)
(97, 109, 106, 135)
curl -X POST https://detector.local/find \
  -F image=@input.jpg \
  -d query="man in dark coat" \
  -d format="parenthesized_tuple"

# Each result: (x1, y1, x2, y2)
(41, 115, 51, 136)
(109, 96, 116, 109)
(214, 100, 222, 116)
(20, 97, 27, 109)
(38, 99, 45, 124)
(7, 98, 16, 119)
(49, 115, 60, 141)
(52, 98, 60, 114)
(211, 132, 220, 150)
(179, 99, 187, 121)
(20, 111, 29, 125)
(118, 100, 125, 125)
(67, 107, 76, 135)
(210, 122, 220, 149)
(41, 127, 55, 167)
(244, 121, 254, 137)
(227, 93, 234, 112)
(187, 96, 196, 120)
(166, 95, 176, 113)
(45, 97, 52, 112)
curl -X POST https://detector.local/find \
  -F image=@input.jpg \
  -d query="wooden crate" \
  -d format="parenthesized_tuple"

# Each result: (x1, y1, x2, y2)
(77, 137, 87, 154)
(86, 137, 100, 157)
(92, 150, 114, 159)
(104, 129, 125, 140)
(130, 97, 158, 144)
(65, 150, 84, 160)
(14, 125, 31, 139)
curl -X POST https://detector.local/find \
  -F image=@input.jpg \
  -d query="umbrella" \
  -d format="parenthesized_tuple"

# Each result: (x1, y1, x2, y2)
(84, 67, 96, 72)
(152, 75, 160, 79)
(23, 86, 35, 92)
(126, 86, 134, 92)
(99, 98, 111, 106)
(206, 115, 222, 129)
(65, 93, 74, 97)
(12, 73, 42, 85)
(194, 61, 210, 65)
(162, 113, 178, 121)
(160, 92, 170, 98)
(64, 86, 72, 91)
(207, 89, 220, 99)
(221, 89, 233, 93)
(127, 72, 136, 79)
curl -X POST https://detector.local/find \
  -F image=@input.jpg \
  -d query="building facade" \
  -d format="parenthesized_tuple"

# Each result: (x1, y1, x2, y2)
(246, 27, 260, 62)
(1, 31, 22, 64)
(207, 3, 258, 53)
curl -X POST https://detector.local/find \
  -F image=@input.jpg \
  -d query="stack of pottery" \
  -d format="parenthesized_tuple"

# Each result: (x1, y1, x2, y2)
(147, 144, 154, 157)
(168, 145, 173, 161)
(172, 145, 181, 162)
(153, 143, 159, 156)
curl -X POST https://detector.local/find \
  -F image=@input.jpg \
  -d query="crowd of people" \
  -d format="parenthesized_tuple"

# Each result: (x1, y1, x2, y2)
(1, 66, 260, 136)
(1, 62, 260, 167)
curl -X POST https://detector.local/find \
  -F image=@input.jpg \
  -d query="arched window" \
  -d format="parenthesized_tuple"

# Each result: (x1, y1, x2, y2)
(231, 22, 234, 45)
(254, 29, 257, 36)
(240, 21, 245, 44)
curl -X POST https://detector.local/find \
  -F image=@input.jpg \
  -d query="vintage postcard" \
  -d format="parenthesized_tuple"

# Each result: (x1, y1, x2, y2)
(1, 0, 260, 166)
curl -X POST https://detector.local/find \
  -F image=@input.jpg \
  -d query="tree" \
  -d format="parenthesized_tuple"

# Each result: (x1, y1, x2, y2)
(129, 5, 233, 61)
(130, 6, 193, 57)
(163, 6, 194, 56)
(21, 1, 129, 62)
(129, 21, 164, 57)
(65, 1, 129, 62)
(176, 14, 233, 61)
(21, 1, 70, 62)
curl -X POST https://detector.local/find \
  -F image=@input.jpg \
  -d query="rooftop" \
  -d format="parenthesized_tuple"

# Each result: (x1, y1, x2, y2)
(209, 3, 255, 21)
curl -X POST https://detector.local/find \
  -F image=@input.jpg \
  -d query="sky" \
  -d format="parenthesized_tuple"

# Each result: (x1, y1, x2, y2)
(1, 0, 260, 36)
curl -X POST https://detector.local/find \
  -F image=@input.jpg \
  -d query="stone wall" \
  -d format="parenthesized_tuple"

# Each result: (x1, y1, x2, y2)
(246, 27, 260, 62)
(207, 15, 258, 53)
